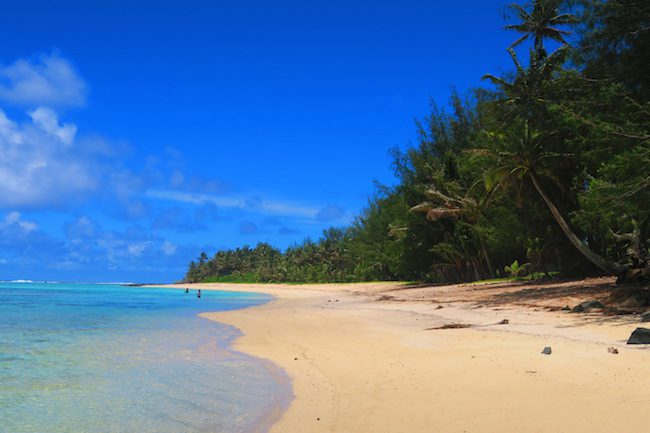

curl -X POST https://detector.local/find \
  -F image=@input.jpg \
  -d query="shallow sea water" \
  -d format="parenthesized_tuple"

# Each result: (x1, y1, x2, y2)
(0, 283, 291, 433)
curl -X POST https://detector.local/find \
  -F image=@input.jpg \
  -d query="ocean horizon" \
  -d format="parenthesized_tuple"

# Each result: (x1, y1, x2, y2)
(0, 282, 291, 433)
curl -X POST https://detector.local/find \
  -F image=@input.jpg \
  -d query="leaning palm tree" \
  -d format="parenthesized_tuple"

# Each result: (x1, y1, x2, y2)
(481, 11, 622, 276)
(505, 0, 576, 58)
(481, 120, 622, 275)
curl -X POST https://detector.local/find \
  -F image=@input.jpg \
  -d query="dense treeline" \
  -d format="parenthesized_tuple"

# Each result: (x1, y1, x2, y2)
(185, 0, 649, 284)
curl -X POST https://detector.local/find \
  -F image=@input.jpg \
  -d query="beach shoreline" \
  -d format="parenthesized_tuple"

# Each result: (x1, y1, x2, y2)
(158, 280, 650, 433)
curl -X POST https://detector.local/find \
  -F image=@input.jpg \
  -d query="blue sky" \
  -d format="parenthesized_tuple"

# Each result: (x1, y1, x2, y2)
(0, 0, 517, 282)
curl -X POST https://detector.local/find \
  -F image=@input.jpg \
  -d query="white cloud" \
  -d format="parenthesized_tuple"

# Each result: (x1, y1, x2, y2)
(147, 189, 241, 207)
(30, 107, 77, 145)
(146, 189, 321, 219)
(0, 108, 99, 208)
(60, 217, 180, 270)
(0, 53, 87, 107)
(64, 216, 95, 239)
(2, 211, 38, 233)
(170, 170, 184, 188)
(146, 189, 353, 224)
(127, 242, 149, 257)
(161, 240, 177, 255)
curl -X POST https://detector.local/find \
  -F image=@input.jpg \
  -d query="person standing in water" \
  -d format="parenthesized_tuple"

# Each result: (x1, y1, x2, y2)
(197, 289, 201, 299)
(185, 288, 189, 293)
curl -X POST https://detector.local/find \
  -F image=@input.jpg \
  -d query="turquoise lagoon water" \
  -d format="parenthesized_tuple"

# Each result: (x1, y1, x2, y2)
(0, 283, 291, 433)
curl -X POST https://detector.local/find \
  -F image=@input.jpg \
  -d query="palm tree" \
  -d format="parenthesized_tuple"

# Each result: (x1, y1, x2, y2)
(505, 0, 576, 58)
(410, 174, 496, 280)
(482, 1, 622, 275)
(482, 45, 569, 121)
(481, 115, 622, 275)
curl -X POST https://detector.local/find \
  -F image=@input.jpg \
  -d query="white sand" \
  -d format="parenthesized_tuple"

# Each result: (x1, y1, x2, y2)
(162, 282, 650, 433)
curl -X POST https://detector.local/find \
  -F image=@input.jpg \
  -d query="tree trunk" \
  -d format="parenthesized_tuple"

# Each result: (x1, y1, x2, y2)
(480, 242, 495, 279)
(470, 259, 481, 281)
(529, 173, 622, 276)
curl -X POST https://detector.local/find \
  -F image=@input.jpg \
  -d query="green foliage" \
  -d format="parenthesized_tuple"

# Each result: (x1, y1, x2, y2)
(185, 0, 650, 284)
(574, 0, 650, 100)
(504, 260, 532, 279)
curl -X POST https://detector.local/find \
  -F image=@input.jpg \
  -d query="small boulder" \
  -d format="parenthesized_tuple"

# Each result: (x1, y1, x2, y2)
(640, 311, 650, 322)
(572, 300, 604, 313)
(607, 347, 619, 354)
(541, 346, 552, 355)
(627, 327, 650, 344)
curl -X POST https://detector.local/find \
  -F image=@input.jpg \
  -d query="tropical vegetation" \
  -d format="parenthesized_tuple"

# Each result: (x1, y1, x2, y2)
(185, 0, 649, 285)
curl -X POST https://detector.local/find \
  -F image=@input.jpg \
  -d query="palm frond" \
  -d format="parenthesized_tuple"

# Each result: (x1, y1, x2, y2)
(481, 74, 512, 89)
(544, 27, 572, 36)
(409, 202, 434, 214)
(507, 3, 531, 21)
(551, 14, 578, 25)
(509, 33, 530, 48)
(423, 188, 454, 204)
(507, 48, 525, 75)
(426, 207, 463, 222)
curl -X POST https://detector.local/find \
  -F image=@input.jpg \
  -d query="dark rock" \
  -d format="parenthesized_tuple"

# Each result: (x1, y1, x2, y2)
(498, 319, 509, 325)
(572, 300, 605, 313)
(607, 347, 619, 354)
(627, 327, 650, 344)
(541, 346, 552, 355)
(641, 311, 650, 322)
(561, 305, 571, 311)
(436, 305, 444, 309)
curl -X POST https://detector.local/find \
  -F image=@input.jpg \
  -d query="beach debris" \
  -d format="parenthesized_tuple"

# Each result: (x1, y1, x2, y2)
(376, 295, 395, 301)
(627, 327, 650, 344)
(607, 347, 619, 354)
(436, 305, 444, 309)
(571, 300, 604, 313)
(427, 323, 472, 330)
(294, 357, 298, 360)
(497, 319, 509, 325)
(640, 311, 650, 322)
(541, 346, 552, 355)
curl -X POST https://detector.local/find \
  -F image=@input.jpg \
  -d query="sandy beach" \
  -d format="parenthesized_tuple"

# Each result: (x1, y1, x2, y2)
(163, 280, 650, 433)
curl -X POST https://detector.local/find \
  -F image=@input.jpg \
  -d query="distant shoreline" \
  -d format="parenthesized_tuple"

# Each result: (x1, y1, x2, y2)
(153, 279, 650, 433)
